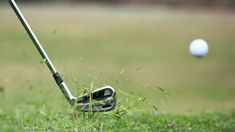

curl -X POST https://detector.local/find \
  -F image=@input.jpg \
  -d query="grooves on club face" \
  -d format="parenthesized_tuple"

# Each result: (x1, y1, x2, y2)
(76, 86, 116, 112)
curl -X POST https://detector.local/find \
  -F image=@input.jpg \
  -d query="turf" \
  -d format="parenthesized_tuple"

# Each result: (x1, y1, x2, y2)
(1, 109, 235, 131)
(0, 4, 235, 131)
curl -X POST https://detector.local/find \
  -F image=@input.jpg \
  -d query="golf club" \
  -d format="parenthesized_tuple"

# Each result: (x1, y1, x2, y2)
(9, 0, 116, 112)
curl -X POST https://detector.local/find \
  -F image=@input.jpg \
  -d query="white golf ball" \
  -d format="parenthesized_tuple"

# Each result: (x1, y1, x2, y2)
(189, 39, 208, 58)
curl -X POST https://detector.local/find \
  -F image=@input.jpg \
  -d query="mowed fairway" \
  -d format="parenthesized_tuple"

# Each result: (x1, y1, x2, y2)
(0, 4, 235, 131)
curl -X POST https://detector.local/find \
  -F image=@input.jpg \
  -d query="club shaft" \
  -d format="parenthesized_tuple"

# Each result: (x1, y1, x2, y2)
(9, 0, 75, 104)
(9, 0, 56, 74)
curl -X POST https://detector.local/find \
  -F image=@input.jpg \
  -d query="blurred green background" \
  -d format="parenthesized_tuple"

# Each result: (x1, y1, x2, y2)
(0, 1, 235, 114)
(1, 0, 235, 7)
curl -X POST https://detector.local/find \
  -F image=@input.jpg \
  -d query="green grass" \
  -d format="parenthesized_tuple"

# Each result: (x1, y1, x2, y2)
(1, 108, 235, 131)
(1, 5, 235, 131)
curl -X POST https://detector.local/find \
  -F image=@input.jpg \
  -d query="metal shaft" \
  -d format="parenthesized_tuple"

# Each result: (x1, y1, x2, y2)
(9, 0, 76, 104)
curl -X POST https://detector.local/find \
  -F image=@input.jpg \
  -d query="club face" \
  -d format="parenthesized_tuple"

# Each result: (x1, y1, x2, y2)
(76, 86, 116, 112)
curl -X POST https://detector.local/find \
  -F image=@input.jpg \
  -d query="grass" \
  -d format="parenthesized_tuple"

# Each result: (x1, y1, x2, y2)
(1, 4, 235, 131)
(1, 108, 235, 131)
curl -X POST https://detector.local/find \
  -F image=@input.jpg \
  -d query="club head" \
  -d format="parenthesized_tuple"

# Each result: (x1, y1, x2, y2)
(76, 86, 116, 112)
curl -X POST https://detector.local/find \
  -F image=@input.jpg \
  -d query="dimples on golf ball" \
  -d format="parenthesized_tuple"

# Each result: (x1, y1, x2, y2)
(189, 39, 208, 57)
